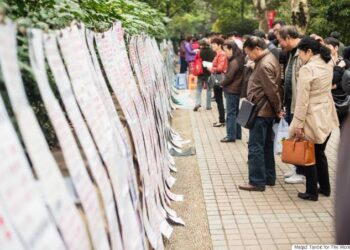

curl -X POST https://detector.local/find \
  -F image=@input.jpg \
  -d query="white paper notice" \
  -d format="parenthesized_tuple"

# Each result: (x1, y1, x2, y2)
(128, 36, 184, 225)
(0, 202, 25, 250)
(28, 29, 110, 250)
(0, 20, 91, 250)
(85, 29, 140, 208)
(43, 33, 123, 250)
(96, 29, 164, 248)
(58, 25, 144, 250)
(0, 91, 65, 249)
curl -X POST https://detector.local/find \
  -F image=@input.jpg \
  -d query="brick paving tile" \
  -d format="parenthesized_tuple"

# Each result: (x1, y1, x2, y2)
(245, 245, 262, 250)
(228, 246, 245, 250)
(260, 245, 278, 250)
(190, 97, 338, 248)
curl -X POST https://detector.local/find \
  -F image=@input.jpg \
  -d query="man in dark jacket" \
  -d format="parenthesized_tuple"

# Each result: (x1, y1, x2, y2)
(239, 36, 282, 191)
(220, 41, 244, 142)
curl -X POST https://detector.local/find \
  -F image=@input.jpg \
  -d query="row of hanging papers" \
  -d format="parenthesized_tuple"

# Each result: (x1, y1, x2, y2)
(0, 19, 189, 250)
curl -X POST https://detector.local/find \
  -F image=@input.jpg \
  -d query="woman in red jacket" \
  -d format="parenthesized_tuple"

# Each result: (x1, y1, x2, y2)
(208, 37, 228, 127)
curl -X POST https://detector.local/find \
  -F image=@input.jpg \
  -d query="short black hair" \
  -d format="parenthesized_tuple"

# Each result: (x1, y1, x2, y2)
(242, 34, 251, 40)
(252, 29, 266, 39)
(267, 31, 277, 42)
(243, 36, 267, 50)
(277, 25, 299, 40)
(324, 37, 339, 48)
(330, 31, 341, 39)
(272, 20, 286, 27)
(227, 31, 239, 37)
(343, 46, 350, 61)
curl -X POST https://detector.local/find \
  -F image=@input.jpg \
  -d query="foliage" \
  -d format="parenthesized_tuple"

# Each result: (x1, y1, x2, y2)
(166, 0, 212, 38)
(0, 0, 168, 147)
(210, 0, 260, 35)
(145, 0, 291, 38)
(267, 0, 291, 24)
(139, 0, 196, 18)
(1, 0, 167, 37)
(308, 0, 350, 45)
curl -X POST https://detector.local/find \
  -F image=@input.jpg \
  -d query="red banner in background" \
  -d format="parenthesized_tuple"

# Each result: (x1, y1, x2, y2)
(268, 10, 276, 29)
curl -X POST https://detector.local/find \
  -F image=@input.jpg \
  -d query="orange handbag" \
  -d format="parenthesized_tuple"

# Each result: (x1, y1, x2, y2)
(281, 138, 316, 166)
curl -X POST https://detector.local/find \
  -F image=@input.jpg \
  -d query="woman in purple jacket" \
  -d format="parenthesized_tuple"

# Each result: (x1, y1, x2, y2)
(184, 36, 196, 64)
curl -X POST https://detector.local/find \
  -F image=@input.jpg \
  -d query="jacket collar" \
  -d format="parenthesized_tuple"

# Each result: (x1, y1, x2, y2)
(307, 54, 322, 64)
(216, 49, 225, 56)
(254, 49, 270, 63)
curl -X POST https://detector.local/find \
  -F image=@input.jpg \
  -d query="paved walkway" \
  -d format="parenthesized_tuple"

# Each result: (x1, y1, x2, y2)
(190, 96, 339, 250)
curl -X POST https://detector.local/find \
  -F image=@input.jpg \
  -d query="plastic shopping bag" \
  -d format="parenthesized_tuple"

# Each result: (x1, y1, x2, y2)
(273, 118, 289, 155)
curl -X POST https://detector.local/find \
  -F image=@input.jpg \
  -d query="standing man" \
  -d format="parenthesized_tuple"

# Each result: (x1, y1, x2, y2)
(272, 20, 286, 35)
(239, 36, 282, 192)
(330, 31, 345, 57)
(179, 38, 187, 73)
(276, 25, 305, 184)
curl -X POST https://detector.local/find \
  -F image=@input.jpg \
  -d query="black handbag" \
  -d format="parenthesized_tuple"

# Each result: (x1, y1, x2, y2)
(208, 73, 225, 89)
(333, 94, 350, 116)
(237, 96, 267, 129)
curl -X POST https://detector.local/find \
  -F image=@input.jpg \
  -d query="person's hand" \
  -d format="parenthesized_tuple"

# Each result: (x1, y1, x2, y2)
(332, 84, 337, 90)
(294, 127, 304, 138)
(279, 110, 286, 119)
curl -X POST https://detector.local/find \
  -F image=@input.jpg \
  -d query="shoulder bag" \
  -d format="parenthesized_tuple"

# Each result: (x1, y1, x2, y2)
(208, 72, 225, 89)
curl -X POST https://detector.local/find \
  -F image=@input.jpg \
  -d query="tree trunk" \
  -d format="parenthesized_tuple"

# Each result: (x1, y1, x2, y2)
(291, 0, 309, 35)
(252, 0, 269, 32)
(166, 2, 171, 18)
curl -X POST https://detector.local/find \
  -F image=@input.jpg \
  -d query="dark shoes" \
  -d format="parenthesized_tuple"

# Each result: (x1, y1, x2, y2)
(220, 137, 235, 143)
(193, 105, 201, 111)
(213, 122, 225, 127)
(298, 192, 318, 201)
(238, 184, 265, 192)
(318, 188, 331, 197)
(266, 181, 275, 187)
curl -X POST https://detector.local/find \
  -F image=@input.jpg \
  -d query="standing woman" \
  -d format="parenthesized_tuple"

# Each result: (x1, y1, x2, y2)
(184, 36, 196, 67)
(193, 38, 216, 111)
(220, 41, 244, 142)
(289, 37, 339, 201)
(209, 37, 228, 127)
(179, 38, 188, 73)
(324, 37, 349, 128)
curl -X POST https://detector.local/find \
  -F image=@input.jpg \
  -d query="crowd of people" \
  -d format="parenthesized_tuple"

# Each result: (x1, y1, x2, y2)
(178, 21, 350, 205)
